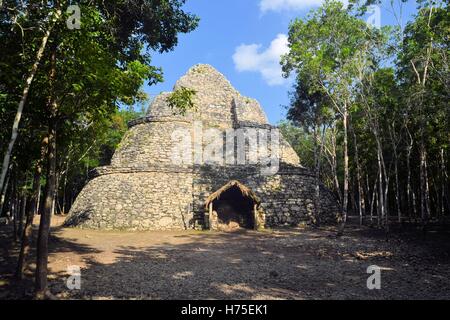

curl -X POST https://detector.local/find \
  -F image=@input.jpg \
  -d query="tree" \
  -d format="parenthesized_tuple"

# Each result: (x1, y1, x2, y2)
(284, 77, 334, 225)
(0, 4, 62, 196)
(397, 1, 449, 231)
(281, 0, 384, 235)
(1, 0, 199, 298)
(280, 0, 449, 234)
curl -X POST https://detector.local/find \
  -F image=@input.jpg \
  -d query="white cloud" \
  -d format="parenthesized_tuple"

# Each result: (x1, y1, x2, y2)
(232, 34, 289, 86)
(259, 0, 323, 12)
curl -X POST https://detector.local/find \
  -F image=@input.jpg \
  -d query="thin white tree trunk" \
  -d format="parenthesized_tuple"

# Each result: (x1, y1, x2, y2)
(338, 107, 349, 236)
(377, 146, 385, 228)
(424, 150, 431, 219)
(313, 125, 325, 225)
(0, 172, 10, 216)
(369, 175, 378, 226)
(406, 132, 417, 221)
(390, 125, 402, 223)
(351, 124, 364, 226)
(327, 127, 341, 204)
(420, 142, 428, 226)
(312, 126, 320, 225)
(440, 148, 446, 219)
(62, 155, 70, 214)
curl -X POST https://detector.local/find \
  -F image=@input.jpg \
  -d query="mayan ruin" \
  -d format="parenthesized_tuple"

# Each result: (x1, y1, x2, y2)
(2, 0, 449, 303)
(64, 64, 338, 231)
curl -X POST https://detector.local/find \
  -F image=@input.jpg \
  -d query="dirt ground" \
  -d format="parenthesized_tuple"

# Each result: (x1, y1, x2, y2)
(1, 215, 450, 300)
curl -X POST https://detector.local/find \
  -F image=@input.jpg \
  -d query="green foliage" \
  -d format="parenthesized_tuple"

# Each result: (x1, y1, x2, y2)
(167, 86, 197, 115)
(0, 0, 199, 213)
(281, 0, 450, 220)
(279, 121, 315, 168)
(282, 0, 386, 106)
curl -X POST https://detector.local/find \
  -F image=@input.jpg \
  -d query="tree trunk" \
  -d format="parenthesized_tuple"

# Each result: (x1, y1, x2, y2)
(12, 198, 17, 241)
(312, 125, 324, 226)
(351, 124, 364, 226)
(35, 125, 57, 298)
(61, 156, 70, 214)
(377, 149, 385, 230)
(376, 186, 381, 228)
(440, 148, 446, 220)
(35, 42, 59, 299)
(351, 178, 357, 220)
(51, 188, 57, 216)
(338, 107, 349, 236)
(381, 147, 390, 233)
(327, 126, 341, 204)
(54, 170, 61, 215)
(0, 172, 10, 216)
(11, 178, 18, 242)
(406, 130, 416, 221)
(369, 176, 378, 226)
(18, 193, 27, 237)
(16, 137, 48, 280)
(374, 129, 388, 232)
(36, 179, 42, 214)
(415, 5, 434, 231)
(419, 141, 429, 232)
(366, 175, 378, 226)
(424, 150, 431, 219)
(390, 126, 402, 224)
(394, 155, 401, 224)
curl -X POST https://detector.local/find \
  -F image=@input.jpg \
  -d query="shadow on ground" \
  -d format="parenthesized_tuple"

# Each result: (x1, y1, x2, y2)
(1, 223, 450, 299)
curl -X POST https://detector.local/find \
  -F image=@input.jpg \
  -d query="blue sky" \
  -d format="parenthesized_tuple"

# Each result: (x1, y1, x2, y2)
(144, 0, 418, 124)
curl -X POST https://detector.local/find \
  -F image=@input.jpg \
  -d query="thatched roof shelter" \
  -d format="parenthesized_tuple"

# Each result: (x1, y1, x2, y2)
(205, 180, 261, 209)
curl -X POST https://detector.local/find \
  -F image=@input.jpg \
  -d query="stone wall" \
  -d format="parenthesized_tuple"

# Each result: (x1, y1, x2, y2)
(233, 96, 268, 125)
(65, 170, 194, 230)
(111, 120, 192, 168)
(190, 164, 338, 229)
(248, 171, 339, 227)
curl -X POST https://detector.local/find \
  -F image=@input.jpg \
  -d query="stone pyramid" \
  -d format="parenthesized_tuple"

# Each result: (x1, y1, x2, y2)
(65, 64, 338, 230)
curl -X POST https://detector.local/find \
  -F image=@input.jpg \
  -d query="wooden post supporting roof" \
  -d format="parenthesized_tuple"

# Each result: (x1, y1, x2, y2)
(208, 202, 213, 230)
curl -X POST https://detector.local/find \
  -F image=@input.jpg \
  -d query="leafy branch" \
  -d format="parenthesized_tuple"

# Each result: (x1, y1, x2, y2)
(167, 86, 197, 115)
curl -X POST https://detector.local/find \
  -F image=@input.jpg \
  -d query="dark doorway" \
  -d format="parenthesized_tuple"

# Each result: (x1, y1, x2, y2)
(212, 185, 255, 229)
